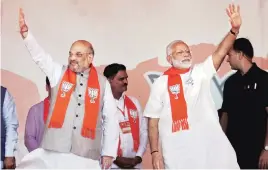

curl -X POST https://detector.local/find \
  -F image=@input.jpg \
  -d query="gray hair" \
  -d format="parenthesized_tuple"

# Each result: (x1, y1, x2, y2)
(166, 40, 185, 56)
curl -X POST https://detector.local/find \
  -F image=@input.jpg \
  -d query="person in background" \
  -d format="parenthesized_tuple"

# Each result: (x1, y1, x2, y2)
(103, 63, 148, 169)
(1, 86, 19, 169)
(220, 38, 268, 169)
(24, 77, 51, 152)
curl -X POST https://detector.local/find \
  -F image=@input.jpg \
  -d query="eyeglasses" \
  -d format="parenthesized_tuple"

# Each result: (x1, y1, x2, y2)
(172, 50, 191, 57)
(69, 52, 92, 58)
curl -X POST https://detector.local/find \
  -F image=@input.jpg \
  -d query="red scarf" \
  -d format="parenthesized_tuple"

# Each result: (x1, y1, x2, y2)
(117, 96, 140, 157)
(48, 65, 100, 139)
(43, 97, 50, 123)
(164, 67, 190, 132)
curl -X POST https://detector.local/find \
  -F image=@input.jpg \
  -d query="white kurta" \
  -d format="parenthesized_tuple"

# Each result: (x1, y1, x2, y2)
(144, 56, 239, 169)
(111, 95, 148, 169)
(16, 148, 100, 169)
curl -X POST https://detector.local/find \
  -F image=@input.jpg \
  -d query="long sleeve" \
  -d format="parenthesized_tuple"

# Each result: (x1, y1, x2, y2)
(134, 99, 148, 157)
(101, 80, 120, 158)
(197, 55, 217, 80)
(24, 106, 39, 152)
(2, 90, 19, 157)
(23, 31, 63, 87)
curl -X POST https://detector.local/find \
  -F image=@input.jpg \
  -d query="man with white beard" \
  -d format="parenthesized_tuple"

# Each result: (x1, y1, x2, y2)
(144, 4, 242, 169)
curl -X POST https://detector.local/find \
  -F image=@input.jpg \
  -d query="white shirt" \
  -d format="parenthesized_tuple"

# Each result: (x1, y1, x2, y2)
(23, 31, 119, 159)
(144, 56, 239, 169)
(1, 89, 19, 168)
(112, 95, 148, 169)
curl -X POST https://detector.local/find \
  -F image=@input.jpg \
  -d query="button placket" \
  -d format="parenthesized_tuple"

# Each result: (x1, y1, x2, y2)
(74, 76, 83, 131)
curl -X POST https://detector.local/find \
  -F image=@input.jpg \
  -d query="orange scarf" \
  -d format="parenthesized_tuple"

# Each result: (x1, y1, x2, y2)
(43, 97, 50, 123)
(48, 65, 100, 139)
(117, 96, 140, 157)
(164, 67, 190, 133)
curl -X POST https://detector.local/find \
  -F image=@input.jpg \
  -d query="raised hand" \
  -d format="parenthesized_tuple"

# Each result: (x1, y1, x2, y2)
(226, 4, 242, 32)
(19, 8, 28, 39)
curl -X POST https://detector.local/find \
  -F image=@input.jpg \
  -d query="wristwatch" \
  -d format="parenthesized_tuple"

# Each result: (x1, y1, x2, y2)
(230, 29, 239, 36)
(264, 146, 268, 151)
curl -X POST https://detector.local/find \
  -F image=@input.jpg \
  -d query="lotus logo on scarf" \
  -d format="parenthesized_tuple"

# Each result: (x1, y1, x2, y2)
(129, 109, 138, 123)
(169, 84, 180, 99)
(60, 81, 74, 97)
(88, 88, 99, 103)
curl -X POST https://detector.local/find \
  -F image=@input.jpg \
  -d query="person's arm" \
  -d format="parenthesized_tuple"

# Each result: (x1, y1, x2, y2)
(24, 106, 39, 152)
(19, 8, 62, 87)
(264, 78, 268, 146)
(258, 77, 268, 169)
(264, 77, 268, 146)
(148, 118, 159, 154)
(143, 77, 163, 152)
(101, 80, 120, 168)
(2, 90, 19, 169)
(3, 90, 19, 157)
(135, 99, 148, 163)
(220, 112, 228, 133)
(220, 80, 231, 133)
(259, 107, 268, 169)
(143, 77, 165, 169)
(265, 107, 268, 145)
(212, 4, 241, 71)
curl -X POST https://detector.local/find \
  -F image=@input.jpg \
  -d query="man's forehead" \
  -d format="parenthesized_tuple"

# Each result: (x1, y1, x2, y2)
(172, 42, 189, 51)
(70, 46, 87, 53)
(115, 70, 128, 78)
(228, 48, 236, 54)
(70, 40, 92, 53)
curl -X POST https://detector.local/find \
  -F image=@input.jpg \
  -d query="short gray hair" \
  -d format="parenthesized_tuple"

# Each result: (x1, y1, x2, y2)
(166, 40, 184, 56)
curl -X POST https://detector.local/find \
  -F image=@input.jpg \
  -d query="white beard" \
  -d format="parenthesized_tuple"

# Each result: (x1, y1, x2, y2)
(172, 58, 192, 69)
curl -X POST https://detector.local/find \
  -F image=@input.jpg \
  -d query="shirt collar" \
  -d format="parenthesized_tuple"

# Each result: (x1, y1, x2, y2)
(77, 67, 91, 76)
(115, 93, 125, 102)
(240, 63, 258, 78)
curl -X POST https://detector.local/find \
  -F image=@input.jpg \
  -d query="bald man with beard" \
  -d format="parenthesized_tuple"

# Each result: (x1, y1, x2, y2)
(17, 9, 119, 169)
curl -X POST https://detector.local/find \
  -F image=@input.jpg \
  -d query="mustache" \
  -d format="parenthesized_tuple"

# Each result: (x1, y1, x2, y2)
(181, 58, 191, 63)
(70, 61, 78, 65)
(182, 58, 191, 61)
(124, 83, 128, 87)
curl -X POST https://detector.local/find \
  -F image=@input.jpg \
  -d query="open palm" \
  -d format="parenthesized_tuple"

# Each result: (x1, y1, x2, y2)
(226, 4, 242, 30)
(19, 8, 28, 38)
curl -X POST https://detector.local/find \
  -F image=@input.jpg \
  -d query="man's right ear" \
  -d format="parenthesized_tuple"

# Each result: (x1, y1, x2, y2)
(166, 55, 172, 64)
